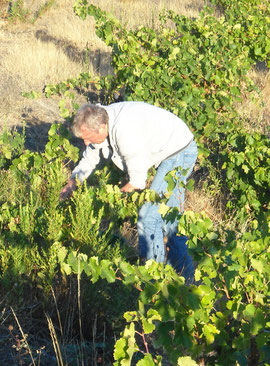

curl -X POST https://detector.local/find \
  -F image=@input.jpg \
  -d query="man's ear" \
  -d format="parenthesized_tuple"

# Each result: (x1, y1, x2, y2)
(99, 123, 108, 135)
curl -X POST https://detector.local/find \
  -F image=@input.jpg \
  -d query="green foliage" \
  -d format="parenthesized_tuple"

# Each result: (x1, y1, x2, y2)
(3, 0, 270, 364)
(58, 235, 269, 365)
(8, 0, 29, 22)
(73, 1, 261, 124)
(21, 90, 41, 99)
(220, 127, 270, 219)
(210, 0, 270, 65)
(67, 0, 270, 225)
(7, 0, 56, 23)
(67, 182, 126, 259)
(0, 124, 78, 297)
(0, 124, 25, 169)
(32, 0, 56, 22)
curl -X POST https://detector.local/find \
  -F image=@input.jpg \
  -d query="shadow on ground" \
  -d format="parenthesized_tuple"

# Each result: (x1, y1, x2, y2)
(14, 118, 84, 154)
(35, 29, 112, 75)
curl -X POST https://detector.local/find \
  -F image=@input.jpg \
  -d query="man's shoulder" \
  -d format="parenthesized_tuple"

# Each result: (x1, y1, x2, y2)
(104, 101, 146, 110)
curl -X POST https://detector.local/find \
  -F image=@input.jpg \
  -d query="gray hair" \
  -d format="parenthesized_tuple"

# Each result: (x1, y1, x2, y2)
(72, 104, 109, 137)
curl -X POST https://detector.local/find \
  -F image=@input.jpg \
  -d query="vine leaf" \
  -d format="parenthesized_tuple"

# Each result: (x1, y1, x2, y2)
(178, 356, 198, 366)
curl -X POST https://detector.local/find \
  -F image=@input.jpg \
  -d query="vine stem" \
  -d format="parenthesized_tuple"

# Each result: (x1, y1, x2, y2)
(239, 277, 251, 303)
(222, 279, 231, 299)
(136, 331, 149, 354)
(199, 357, 205, 366)
(115, 276, 123, 281)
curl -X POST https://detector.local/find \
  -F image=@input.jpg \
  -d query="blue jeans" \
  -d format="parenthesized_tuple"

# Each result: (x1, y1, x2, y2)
(137, 140, 198, 282)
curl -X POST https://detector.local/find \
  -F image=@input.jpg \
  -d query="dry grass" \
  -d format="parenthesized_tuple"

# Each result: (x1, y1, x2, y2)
(3, 38, 94, 90)
(1, 0, 208, 92)
(0, 0, 209, 135)
(88, 0, 208, 28)
(35, 0, 107, 50)
(185, 187, 225, 225)
(236, 66, 270, 135)
(0, 0, 7, 11)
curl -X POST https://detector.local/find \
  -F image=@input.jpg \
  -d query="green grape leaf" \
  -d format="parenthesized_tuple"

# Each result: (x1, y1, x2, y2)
(137, 354, 155, 366)
(251, 309, 265, 336)
(178, 356, 198, 366)
(114, 338, 127, 360)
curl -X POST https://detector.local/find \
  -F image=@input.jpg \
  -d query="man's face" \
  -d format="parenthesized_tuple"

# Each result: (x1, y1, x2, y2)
(80, 124, 108, 146)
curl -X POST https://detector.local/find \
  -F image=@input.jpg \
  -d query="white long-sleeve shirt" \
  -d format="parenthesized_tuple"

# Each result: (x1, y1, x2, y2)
(71, 101, 193, 189)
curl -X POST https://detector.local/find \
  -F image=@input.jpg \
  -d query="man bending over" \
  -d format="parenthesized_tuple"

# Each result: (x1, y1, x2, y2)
(60, 101, 197, 282)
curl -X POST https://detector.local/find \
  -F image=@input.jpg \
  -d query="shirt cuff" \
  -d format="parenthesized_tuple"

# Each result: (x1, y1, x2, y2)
(129, 174, 147, 190)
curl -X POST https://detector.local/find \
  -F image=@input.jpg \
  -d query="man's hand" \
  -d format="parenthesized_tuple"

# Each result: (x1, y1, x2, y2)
(120, 182, 138, 192)
(59, 178, 77, 201)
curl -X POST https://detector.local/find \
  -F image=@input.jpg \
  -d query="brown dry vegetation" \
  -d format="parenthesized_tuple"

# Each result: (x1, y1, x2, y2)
(236, 65, 270, 135)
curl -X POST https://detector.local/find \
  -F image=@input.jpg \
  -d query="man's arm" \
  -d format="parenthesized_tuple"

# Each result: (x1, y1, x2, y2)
(59, 177, 77, 200)
(59, 143, 105, 200)
(120, 182, 139, 192)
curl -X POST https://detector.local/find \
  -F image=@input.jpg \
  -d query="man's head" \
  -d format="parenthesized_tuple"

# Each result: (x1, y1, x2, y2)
(72, 104, 109, 145)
